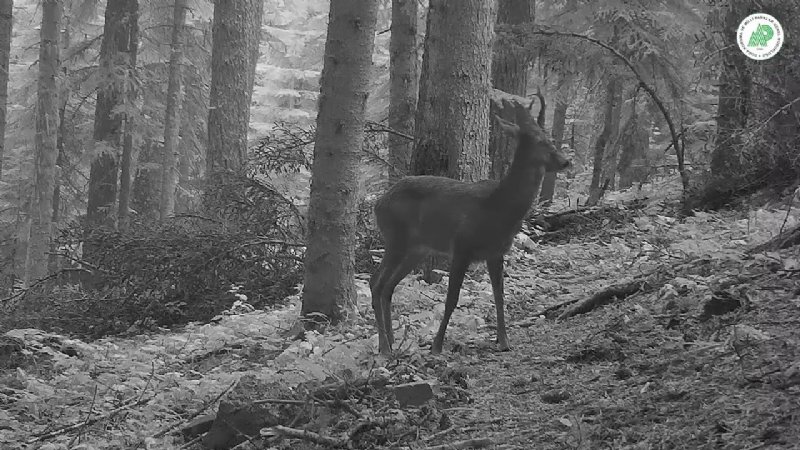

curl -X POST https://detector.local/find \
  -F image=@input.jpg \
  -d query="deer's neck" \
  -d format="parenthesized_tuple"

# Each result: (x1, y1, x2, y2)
(492, 140, 545, 222)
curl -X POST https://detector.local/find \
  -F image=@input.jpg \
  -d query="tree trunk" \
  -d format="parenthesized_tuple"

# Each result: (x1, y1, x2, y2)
(206, 0, 263, 179)
(410, 0, 447, 178)
(87, 0, 139, 230)
(410, 0, 495, 181)
(709, 0, 751, 191)
(616, 94, 650, 189)
(388, 0, 418, 182)
(540, 74, 571, 204)
(118, 130, 135, 230)
(160, 0, 187, 220)
(599, 81, 625, 193)
(27, 0, 61, 282)
(489, 0, 532, 180)
(301, 0, 378, 323)
(132, 140, 161, 221)
(0, 0, 11, 181)
(587, 77, 621, 205)
(49, 14, 70, 273)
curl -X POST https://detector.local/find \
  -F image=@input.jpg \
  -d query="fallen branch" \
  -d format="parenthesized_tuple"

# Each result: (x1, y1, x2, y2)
(425, 438, 494, 449)
(557, 278, 650, 320)
(268, 425, 347, 448)
(28, 395, 155, 444)
(557, 266, 673, 320)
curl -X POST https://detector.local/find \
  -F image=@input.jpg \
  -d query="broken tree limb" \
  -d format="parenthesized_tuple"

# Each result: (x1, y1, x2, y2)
(425, 438, 494, 450)
(557, 267, 672, 320)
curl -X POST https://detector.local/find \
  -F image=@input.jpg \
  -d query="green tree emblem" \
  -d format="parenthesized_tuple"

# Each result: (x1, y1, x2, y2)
(748, 23, 774, 47)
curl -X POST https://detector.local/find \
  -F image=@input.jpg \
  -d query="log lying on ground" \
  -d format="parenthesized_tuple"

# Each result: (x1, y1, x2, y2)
(557, 267, 669, 320)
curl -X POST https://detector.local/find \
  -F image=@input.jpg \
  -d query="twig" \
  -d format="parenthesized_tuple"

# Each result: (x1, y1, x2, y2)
(423, 426, 455, 442)
(268, 425, 347, 447)
(365, 120, 415, 141)
(425, 438, 494, 449)
(28, 395, 155, 443)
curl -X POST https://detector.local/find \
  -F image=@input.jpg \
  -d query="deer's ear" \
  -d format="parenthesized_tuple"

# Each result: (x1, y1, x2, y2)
(494, 115, 519, 135)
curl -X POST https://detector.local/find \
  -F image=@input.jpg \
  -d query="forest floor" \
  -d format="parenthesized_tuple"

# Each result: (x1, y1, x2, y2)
(2, 186, 800, 449)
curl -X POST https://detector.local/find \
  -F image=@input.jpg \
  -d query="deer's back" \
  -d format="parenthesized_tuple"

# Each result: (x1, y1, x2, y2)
(375, 176, 519, 257)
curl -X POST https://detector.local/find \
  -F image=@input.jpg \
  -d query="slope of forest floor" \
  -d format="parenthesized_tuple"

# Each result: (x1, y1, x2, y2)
(2, 192, 799, 449)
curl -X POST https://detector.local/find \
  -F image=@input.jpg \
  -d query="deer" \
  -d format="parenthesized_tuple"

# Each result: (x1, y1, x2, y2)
(370, 98, 570, 354)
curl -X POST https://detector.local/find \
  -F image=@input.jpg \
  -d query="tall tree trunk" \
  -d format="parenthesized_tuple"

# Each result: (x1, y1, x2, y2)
(540, 74, 571, 204)
(206, 0, 263, 180)
(0, 0, 12, 181)
(49, 14, 70, 273)
(411, 0, 495, 181)
(489, 0, 532, 180)
(159, 0, 187, 220)
(388, 0, 418, 182)
(27, 0, 61, 282)
(301, 0, 378, 322)
(87, 0, 139, 230)
(587, 77, 621, 205)
(410, 0, 447, 177)
(599, 80, 625, 193)
(709, 0, 751, 194)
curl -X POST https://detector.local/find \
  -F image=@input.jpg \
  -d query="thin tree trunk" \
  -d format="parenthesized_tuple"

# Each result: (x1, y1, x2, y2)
(301, 0, 378, 322)
(587, 77, 621, 205)
(709, 0, 750, 192)
(27, 0, 61, 282)
(600, 80, 625, 193)
(540, 75, 571, 204)
(0, 0, 12, 181)
(388, 0, 418, 182)
(132, 139, 161, 220)
(49, 19, 70, 273)
(490, 0, 532, 180)
(118, 129, 134, 230)
(87, 0, 139, 231)
(206, 0, 263, 179)
(159, 0, 187, 220)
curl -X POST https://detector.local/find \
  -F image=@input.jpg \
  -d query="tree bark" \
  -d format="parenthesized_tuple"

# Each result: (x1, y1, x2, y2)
(206, 0, 263, 178)
(388, 0, 418, 182)
(49, 14, 70, 272)
(87, 0, 139, 230)
(159, 0, 188, 220)
(599, 80, 625, 193)
(27, 0, 61, 282)
(132, 140, 161, 221)
(539, 75, 571, 204)
(490, 0, 532, 180)
(301, 0, 378, 322)
(587, 77, 621, 205)
(410, 0, 447, 178)
(411, 0, 496, 182)
(709, 0, 751, 191)
(0, 0, 11, 181)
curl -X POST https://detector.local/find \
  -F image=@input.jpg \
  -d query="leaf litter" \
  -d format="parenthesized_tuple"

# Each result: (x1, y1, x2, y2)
(1, 204, 799, 449)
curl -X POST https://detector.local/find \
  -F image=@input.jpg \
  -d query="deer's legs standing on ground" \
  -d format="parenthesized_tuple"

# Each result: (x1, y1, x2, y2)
(371, 243, 405, 353)
(431, 252, 471, 354)
(377, 251, 423, 351)
(486, 256, 510, 351)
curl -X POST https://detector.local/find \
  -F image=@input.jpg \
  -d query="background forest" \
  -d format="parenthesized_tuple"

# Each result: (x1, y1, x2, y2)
(1, 0, 799, 448)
